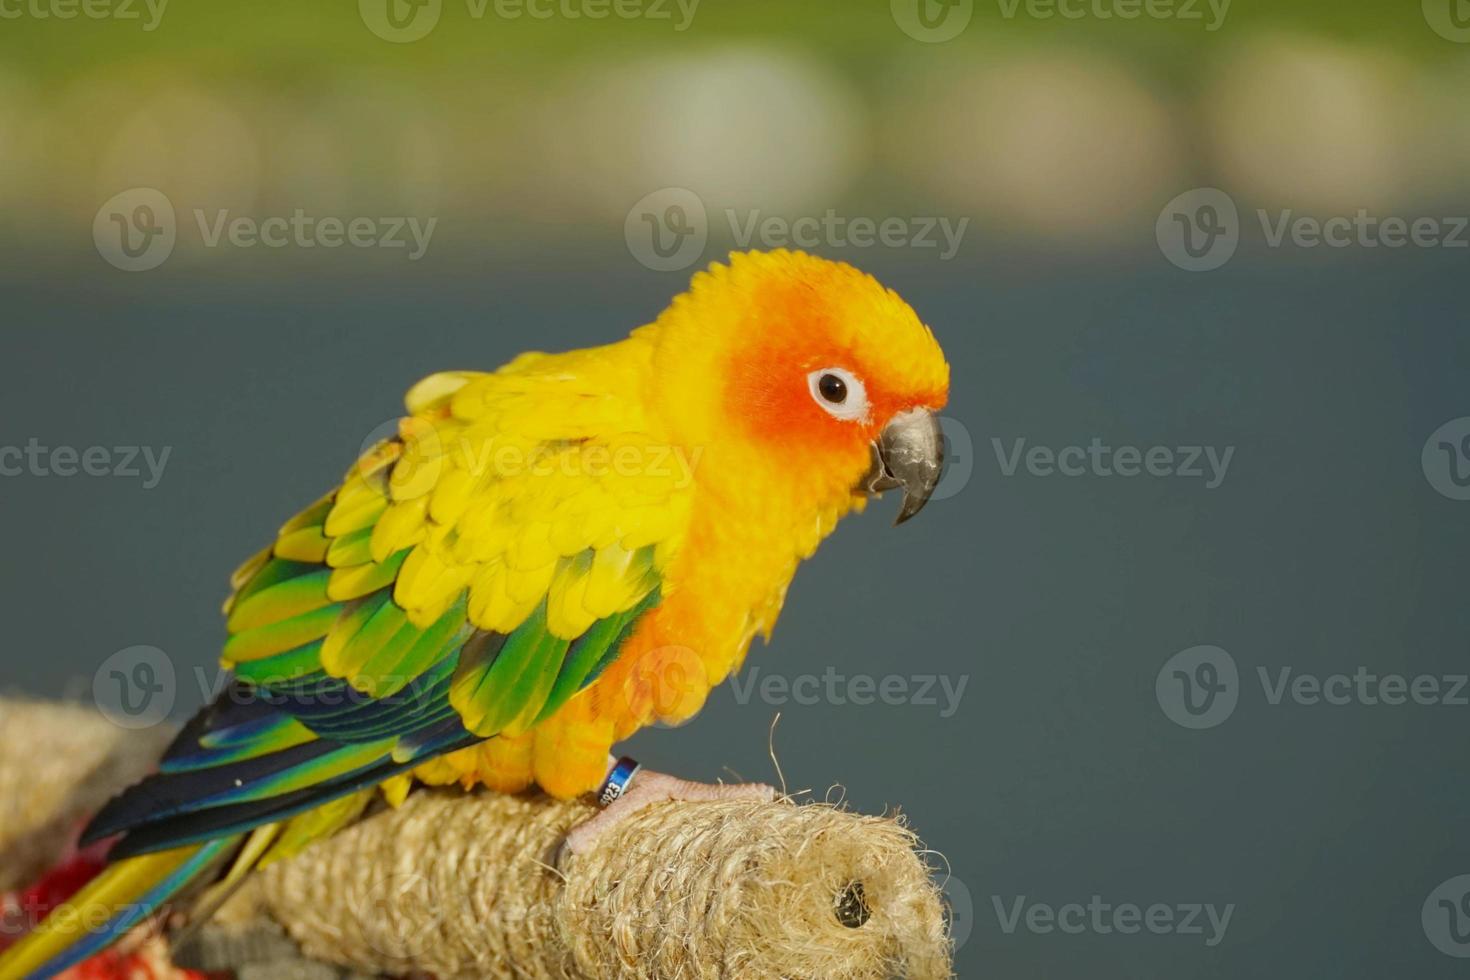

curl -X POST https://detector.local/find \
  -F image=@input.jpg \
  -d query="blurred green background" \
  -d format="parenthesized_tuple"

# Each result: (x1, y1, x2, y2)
(4, 2, 1470, 979)
(2, 0, 1469, 264)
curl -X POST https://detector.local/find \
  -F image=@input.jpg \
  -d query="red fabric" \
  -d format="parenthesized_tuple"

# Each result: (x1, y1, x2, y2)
(1, 832, 212, 979)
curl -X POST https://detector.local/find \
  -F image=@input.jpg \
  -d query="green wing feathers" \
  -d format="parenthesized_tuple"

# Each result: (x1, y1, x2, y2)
(82, 369, 683, 861)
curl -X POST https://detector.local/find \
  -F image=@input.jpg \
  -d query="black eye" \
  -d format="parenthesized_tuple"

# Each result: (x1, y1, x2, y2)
(817, 373, 847, 404)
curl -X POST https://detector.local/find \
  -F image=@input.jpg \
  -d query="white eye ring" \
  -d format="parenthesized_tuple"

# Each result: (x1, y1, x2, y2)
(807, 367, 869, 422)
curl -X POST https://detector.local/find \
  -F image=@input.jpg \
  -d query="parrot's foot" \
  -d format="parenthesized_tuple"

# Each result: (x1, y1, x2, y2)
(562, 759, 777, 857)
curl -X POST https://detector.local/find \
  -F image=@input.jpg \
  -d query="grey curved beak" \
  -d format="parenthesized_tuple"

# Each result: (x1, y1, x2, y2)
(858, 408, 944, 524)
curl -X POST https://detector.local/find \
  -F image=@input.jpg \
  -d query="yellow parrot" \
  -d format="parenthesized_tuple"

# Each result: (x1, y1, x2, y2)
(0, 249, 950, 979)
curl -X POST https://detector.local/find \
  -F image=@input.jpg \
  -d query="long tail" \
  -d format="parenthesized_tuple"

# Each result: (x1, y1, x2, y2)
(0, 837, 238, 980)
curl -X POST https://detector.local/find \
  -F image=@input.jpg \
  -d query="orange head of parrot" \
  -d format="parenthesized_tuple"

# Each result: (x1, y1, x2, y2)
(649, 249, 951, 526)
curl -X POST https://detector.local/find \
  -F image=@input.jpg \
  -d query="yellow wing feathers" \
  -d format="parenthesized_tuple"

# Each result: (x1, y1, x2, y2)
(228, 352, 691, 685)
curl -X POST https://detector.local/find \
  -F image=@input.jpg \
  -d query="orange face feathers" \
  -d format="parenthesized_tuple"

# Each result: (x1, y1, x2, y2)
(648, 249, 950, 504)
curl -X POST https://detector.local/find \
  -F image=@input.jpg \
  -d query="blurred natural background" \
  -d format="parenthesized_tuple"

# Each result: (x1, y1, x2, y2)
(2, 0, 1470, 262)
(4, 1, 1470, 978)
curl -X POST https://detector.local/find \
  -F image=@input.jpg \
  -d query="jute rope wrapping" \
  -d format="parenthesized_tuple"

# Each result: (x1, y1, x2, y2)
(0, 697, 173, 892)
(0, 698, 954, 979)
(223, 791, 952, 979)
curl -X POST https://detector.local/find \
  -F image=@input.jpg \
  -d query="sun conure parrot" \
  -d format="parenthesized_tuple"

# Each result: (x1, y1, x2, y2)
(0, 248, 950, 980)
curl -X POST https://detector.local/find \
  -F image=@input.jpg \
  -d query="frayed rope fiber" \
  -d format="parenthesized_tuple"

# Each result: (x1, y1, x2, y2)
(0, 698, 954, 979)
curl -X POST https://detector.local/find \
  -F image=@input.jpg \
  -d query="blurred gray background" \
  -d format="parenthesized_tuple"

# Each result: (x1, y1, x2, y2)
(6, 240, 1468, 978)
(5, 2, 1470, 976)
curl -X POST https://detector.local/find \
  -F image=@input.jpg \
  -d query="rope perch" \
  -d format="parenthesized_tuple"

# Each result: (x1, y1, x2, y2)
(0, 698, 954, 979)
(0, 698, 173, 893)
